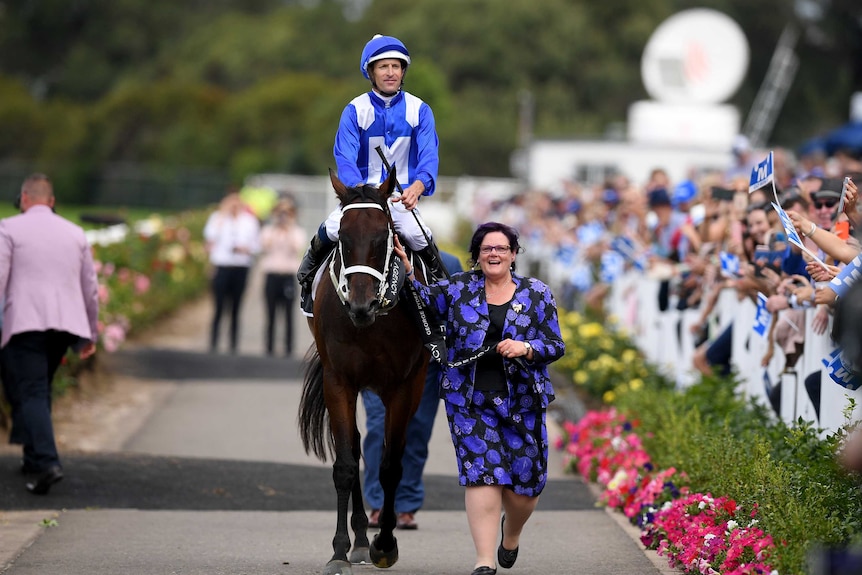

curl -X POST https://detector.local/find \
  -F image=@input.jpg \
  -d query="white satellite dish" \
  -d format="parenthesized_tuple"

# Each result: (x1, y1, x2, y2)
(641, 8, 749, 105)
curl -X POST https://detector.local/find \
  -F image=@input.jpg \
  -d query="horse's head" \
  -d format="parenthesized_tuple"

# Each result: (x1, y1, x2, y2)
(328, 168, 398, 328)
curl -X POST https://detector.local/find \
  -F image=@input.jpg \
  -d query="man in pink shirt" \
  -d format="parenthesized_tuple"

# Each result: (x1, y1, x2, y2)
(0, 174, 99, 495)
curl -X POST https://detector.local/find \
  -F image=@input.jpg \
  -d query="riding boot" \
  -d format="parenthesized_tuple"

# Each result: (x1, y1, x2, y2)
(298, 234, 335, 314)
(416, 244, 447, 282)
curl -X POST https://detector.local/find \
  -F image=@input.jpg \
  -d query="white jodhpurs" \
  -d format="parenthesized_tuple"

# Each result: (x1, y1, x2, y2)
(323, 195, 432, 250)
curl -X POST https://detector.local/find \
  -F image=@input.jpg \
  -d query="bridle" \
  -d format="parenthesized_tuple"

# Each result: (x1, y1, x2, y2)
(329, 200, 395, 308)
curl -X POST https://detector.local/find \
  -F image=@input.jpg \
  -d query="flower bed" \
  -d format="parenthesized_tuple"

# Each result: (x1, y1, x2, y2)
(553, 311, 862, 575)
(559, 409, 776, 574)
(92, 211, 210, 353)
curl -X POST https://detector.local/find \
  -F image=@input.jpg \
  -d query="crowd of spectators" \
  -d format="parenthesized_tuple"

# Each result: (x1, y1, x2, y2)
(471, 137, 862, 422)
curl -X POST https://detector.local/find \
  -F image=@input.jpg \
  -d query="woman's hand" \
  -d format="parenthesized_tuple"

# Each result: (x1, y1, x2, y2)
(814, 286, 839, 306)
(496, 339, 532, 360)
(806, 261, 839, 282)
(844, 178, 857, 216)
(786, 210, 812, 235)
(393, 236, 411, 273)
(812, 305, 830, 335)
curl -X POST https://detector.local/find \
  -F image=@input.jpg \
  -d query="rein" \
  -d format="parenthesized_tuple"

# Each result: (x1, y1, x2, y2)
(329, 201, 395, 307)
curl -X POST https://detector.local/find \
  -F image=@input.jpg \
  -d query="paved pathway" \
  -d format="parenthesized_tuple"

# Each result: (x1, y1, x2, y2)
(0, 266, 672, 574)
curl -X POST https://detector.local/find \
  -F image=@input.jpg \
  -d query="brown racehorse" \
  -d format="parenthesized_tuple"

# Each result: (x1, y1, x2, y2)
(298, 169, 430, 575)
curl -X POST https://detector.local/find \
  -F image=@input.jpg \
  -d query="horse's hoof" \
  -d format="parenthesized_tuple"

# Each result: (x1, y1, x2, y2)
(369, 534, 399, 568)
(349, 546, 371, 564)
(323, 559, 353, 575)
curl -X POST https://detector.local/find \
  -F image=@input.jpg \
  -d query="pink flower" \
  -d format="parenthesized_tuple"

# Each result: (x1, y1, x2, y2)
(557, 409, 777, 575)
(101, 322, 126, 353)
(98, 284, 110, 304)
(134, 274, 151, 294)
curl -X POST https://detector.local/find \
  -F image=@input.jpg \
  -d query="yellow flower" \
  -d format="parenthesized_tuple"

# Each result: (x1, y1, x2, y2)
(578, 322, 604, 339)
(574, 371, 589, 385)
(566, 310, 583, 325)
(622, 349, 638, 363)
(603, 390, 616, 403)
(629, 378, 644, 391)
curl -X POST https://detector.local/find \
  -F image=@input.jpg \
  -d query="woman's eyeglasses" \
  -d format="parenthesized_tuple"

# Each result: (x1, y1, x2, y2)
(814, 200, 838, 210)
(480, 245, 511, 254)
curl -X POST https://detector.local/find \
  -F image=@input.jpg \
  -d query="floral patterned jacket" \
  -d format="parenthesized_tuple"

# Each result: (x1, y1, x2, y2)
(413, 270, 566, 411)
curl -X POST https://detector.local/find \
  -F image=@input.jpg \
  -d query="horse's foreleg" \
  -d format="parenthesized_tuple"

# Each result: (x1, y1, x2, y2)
(324, 391, 360, 575)
(324, 455, 356, 575)
(348, 422, 371, 564)
(369, 403, 411, 569)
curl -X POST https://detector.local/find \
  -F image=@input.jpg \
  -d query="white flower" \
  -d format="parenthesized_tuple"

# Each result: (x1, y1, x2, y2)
(726, 520, 738, 531)
(607, 469, 628, 490)
(698, 501, 707, 510)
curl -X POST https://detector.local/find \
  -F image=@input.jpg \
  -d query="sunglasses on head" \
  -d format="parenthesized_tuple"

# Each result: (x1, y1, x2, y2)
(814, 199, 837, 210)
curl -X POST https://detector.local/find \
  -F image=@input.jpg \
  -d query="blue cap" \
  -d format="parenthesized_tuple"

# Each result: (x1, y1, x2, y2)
(360, 35, 410, 80)
(672, 180, 698, 206)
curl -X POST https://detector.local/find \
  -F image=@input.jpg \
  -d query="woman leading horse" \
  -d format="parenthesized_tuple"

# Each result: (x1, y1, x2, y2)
(298, 168, 429, 575)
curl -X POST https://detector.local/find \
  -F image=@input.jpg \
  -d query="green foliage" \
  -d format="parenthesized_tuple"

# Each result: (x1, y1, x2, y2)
(0, 0, 861, 200)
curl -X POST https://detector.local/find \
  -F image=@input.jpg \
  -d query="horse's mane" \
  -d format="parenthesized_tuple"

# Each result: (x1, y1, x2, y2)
(341, 183, 386, 207)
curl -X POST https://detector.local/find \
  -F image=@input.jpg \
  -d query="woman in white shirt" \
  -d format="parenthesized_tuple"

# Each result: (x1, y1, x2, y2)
(203, 192, 261, 353)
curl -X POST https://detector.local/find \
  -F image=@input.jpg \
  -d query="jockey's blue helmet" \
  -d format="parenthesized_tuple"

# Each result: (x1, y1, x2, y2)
(361, 35, 411, 80)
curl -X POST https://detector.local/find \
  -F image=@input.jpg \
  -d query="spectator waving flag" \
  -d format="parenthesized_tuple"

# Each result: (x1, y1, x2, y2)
(773, 200, 829, 270)
(749, 151, 774, 193)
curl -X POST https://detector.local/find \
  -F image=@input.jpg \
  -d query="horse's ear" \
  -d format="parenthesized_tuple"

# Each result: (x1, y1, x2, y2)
(380, 165, 397, 202)
(329, 168, 349, 203)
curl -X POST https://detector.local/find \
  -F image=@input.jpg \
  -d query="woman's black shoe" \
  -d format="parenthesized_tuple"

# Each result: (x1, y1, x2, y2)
(25, 465, 63, 495)
(497, 515, 519, 569)
(470, 567, 496, 575)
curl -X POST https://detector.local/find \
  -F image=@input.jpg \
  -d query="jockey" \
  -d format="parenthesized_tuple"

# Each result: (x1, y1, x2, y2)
(297, 34, 443, 314)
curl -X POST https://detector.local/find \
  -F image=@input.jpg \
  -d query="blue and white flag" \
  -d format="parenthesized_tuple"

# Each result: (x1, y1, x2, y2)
(749, 151, 774, 193)
(600, 250, 625, 283)
(773, 201, 805, 249)
(772, 200, 828, 270)
(719, 251, 740, 277)
(822, 348, 862, 390)
(752, 292, 771, 337)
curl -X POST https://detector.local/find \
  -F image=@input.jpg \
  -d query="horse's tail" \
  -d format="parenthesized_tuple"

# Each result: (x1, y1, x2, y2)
(298, 346, 333, 461)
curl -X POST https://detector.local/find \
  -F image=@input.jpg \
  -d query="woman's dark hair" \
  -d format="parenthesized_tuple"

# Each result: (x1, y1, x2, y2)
(467, 221, 521, 271)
